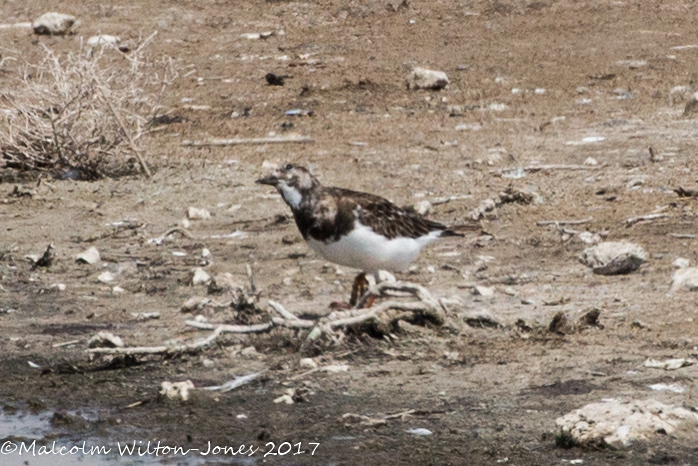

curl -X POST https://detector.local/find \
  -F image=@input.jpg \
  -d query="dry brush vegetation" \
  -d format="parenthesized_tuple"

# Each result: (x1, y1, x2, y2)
(0, 35, 177, 180)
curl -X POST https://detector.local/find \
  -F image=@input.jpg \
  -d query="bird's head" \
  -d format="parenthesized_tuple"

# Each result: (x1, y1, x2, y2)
(256, 164, 320, 209)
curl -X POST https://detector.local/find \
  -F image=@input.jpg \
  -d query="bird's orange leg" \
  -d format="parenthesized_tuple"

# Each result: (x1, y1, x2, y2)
(349, 272, 369, 307)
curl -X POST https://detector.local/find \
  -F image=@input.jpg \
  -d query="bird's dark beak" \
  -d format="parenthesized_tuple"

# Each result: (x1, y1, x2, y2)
(256, 175, 278, 186)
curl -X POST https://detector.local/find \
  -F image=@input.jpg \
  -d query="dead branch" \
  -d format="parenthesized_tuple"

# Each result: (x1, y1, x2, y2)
(493, 165, 601, 175)
(536, 217, 593, 226)
(87, 326, 225, 355)
(182, 135, 313, 147)
(183, 281, 446, 341)
(626, 213, 668, 227)
(95, 82, 151, 178)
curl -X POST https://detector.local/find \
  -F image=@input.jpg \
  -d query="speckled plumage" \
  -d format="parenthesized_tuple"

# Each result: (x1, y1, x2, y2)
(256, 164, 462, 271)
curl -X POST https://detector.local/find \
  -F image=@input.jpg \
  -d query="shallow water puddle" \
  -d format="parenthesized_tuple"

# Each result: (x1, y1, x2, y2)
(0, 405, 254, 465)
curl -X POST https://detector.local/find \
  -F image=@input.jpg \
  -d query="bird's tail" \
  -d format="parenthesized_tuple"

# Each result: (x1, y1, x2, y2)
(440, 229, 465, 238)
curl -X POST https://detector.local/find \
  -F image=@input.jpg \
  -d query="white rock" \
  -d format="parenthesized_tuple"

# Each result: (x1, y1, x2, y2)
(643, 358, 694, 371)
(406, 428, 433, 436)
(97, 271, 115, 283)
(671, 267, 698, 292)
(191, 268, 211, 286)
(201, 248, 211, 258)
(112, 286, 125, 294)
(579, 242, 647, 275)
(160, 380, 195, 401)
(241, 346, 259, 358)
(187, 207, 211, 220)
(673, 258, 690, 269)
(49, 283, 67, 291)
(181, 296, 211, 312)
(473, 285, 494, 297)
(556, 399, 698, 447)
(648, 383, 685, 393)
(583, 157, 598, 166)
(413, 200, 433, 216)
(578, 231, 601, 245)
(299, 358, 318, 369)
(405, 67, 449, 90)
(87, 331, 124, 348)
(87, 34, 120, 47)
(32, 12, 76, 35)
(76, 247, 101, 265)
(202, 359, 215, 368)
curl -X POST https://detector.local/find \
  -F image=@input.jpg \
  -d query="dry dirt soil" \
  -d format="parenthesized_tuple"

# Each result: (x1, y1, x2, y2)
(2, 0, 698, 464)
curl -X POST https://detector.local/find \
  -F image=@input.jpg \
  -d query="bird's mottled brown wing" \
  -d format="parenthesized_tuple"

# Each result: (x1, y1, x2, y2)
(328, 188, 450, 240)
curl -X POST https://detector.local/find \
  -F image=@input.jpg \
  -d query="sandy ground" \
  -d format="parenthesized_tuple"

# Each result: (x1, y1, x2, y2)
(3, 0, 698, 464)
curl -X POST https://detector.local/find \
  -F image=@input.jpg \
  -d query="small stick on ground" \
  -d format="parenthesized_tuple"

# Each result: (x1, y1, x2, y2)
(493, 165, 601, 175)
(626, 213, 668, 227)
(95, 82, 152, 178)
(182, 135, 313, 147)
(87, 326, 225, 355)
(537, 217, 593, 226)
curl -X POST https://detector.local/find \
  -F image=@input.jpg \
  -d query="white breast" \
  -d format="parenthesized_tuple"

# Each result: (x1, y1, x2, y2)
(306, 222, 442, 272)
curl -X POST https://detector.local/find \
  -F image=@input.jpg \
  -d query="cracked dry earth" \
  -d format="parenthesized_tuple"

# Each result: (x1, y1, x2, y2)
(3, 0, 698, 464)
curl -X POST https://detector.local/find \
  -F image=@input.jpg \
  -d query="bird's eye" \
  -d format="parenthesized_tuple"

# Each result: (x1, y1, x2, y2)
(285, 164, 293, 170)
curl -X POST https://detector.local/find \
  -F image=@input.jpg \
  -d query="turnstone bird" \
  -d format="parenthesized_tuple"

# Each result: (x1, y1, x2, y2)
(257, 164, 463, 305)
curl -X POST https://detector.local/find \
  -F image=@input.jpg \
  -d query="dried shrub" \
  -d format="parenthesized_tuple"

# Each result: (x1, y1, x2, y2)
(0, 35, 177, 180)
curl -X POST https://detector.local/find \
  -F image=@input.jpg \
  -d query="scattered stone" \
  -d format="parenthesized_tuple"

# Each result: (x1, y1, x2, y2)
(181, 296, 211, 312)
(413, 200, 433, 216)
(648, 383, 685, 393)
(405, 67, 449, 90)
(579, 242, 647, 275)
(76, 247, 101, 265)
(671, 267, 698, 292)
(473, 285, 495, 297)
(548, 311, 568, 334)
(112, 286, 125, 294)
(578, 231, 601, 245)
(87, 331, 123, 348)
(584, 157, 598, 166)
(470, 198, 497, 220)
(160, 380, 195, 401)
(632, 320, 649, 329)
(460, 309, 500, 328)
(49, 283, 66, 292)
(274, 388, 296, 405)
(265, 72, 286, 86)
(207, 273, 242, 295)
(683, 92, 698, 117)
(87, 35, 120, 47)
(299, 358, 318, 369)
(406, 428, 433, 436)
(131, 312, 160, 321)
(498, 185, 533, 205)
(556, 399, 698, 447)
(191, 268, 211, 286)
(202, 359, 215, 368)
(644, 358, 695, 371)
(31, 244, 55, 270)
(240, 346, 260, 358)
(32, 12, 76, 35)
(97, 271, 115, 283)
(673, 258, 690, 269)
(187, 207, 211, 220)
(579, 308, 602, 328)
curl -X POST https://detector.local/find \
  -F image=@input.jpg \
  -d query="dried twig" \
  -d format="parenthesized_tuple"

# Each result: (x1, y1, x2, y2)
(626, 213, 668, 227)
(536, 217, 593, 226)
(87, 326, 225, 355)
(493, 165, 601, 175)
(182, 135, 313, 147)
